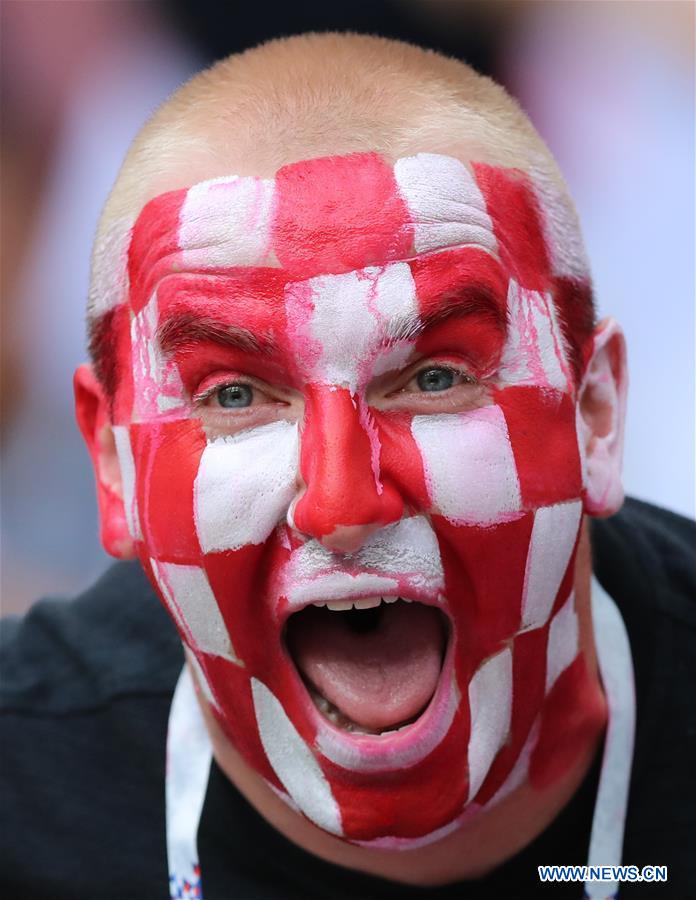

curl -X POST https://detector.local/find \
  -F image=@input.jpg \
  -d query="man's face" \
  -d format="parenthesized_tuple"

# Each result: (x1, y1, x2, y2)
(108, 151, 595, 844)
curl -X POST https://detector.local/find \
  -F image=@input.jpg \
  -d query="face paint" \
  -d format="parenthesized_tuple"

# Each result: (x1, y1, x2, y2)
(100, 151, 604, 844)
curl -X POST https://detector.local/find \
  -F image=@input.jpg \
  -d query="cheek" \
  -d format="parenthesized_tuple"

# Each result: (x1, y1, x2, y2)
(434, 514, 534, 660)
(376, 387, 582, 523)
(194, 420, 298, 553)
(202, 542, 286, 669)
(409, 405, 522, 525)
(374, 412, 430, 511)
(493, 387, 583, 507)
(130, 417, 300, 562)
(130, 419, 207, 563)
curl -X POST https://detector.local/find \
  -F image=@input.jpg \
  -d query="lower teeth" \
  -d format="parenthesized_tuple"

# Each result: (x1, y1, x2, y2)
(308, 684, 417, 735)
(311, 687, 372, 733)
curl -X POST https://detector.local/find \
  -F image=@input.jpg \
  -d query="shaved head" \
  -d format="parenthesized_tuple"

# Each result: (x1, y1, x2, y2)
(105, 32, 561, 209)
(88, 32, 592, 357)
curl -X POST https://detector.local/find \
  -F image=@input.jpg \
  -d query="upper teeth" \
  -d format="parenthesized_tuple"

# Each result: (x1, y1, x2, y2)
(311, 595, 410, 611)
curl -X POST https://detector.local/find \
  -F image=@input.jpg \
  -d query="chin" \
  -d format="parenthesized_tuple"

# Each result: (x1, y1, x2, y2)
(196, 585, 524, 845)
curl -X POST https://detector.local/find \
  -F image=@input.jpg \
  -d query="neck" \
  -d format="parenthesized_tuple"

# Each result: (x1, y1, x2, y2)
(194, 523, 607, 886)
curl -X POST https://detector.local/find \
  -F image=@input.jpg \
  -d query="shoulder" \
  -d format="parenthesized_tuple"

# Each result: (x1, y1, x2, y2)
(591, 497, 696, 628)
(0, 562, 182, 897)
(1, 560, 182, 713)
(592, 500, 696, 887)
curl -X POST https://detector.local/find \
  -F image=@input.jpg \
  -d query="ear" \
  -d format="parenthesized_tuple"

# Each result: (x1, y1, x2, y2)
(74, 363, 136, 559)
(577, 318, 628, 517)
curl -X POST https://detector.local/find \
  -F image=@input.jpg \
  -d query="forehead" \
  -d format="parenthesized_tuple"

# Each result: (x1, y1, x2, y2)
(126, 151, 562, 317)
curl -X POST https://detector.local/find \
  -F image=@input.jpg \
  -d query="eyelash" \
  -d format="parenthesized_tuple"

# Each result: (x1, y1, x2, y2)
(191, 361, 479, 410)
(405, 362, 478, 388)
(192, 378, 258, 406)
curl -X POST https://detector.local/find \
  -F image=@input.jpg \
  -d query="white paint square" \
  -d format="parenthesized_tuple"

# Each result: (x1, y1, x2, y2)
(151, 559, 240, 663)
(521, 501, 583, 630)
(412, 406, 522, 524)
(467, 648, 513, 802)
(194, 420, 298, 552)
(394, 153, 497, 255)
(179, 175, 274, 268)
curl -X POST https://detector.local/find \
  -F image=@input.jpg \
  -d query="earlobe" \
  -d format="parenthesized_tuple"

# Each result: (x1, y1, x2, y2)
(74, 364, 136, 559)
(577, 318, 628, 517)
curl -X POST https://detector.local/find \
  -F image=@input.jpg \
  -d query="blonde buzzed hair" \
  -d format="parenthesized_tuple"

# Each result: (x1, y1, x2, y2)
(88, 32, 593, 375)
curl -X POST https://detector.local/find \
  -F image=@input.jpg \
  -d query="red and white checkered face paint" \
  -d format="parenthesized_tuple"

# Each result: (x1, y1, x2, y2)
(102, 151, 603, 844)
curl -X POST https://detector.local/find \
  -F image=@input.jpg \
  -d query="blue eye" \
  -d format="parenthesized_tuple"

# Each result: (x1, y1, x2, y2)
(416, 367, 455, 392)
(216, 384, 253, 408)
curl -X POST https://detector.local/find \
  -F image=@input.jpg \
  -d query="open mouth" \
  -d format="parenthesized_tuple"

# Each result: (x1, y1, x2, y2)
(285, 597, 449, 736)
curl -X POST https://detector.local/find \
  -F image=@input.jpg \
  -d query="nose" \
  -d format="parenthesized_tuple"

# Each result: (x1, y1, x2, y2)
(291, 384, 403, 553)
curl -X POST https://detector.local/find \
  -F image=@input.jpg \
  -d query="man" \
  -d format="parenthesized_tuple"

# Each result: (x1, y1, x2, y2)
(2, 33, 694, 898)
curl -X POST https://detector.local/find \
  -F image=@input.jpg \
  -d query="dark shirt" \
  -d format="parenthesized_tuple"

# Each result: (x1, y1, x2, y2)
(2, 499, 695, 898)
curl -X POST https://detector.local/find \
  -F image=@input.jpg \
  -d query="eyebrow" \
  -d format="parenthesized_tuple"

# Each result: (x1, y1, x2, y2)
(157, 313, 278, 357)
(385, 290, 506, 345)
(157, 288, 505, 358)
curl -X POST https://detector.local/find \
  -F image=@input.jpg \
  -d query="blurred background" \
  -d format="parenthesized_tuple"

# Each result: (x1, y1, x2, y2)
(1, 0, 694, 616)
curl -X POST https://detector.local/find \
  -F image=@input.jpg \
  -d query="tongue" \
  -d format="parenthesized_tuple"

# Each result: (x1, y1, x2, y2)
(287, 601, 446, 731)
